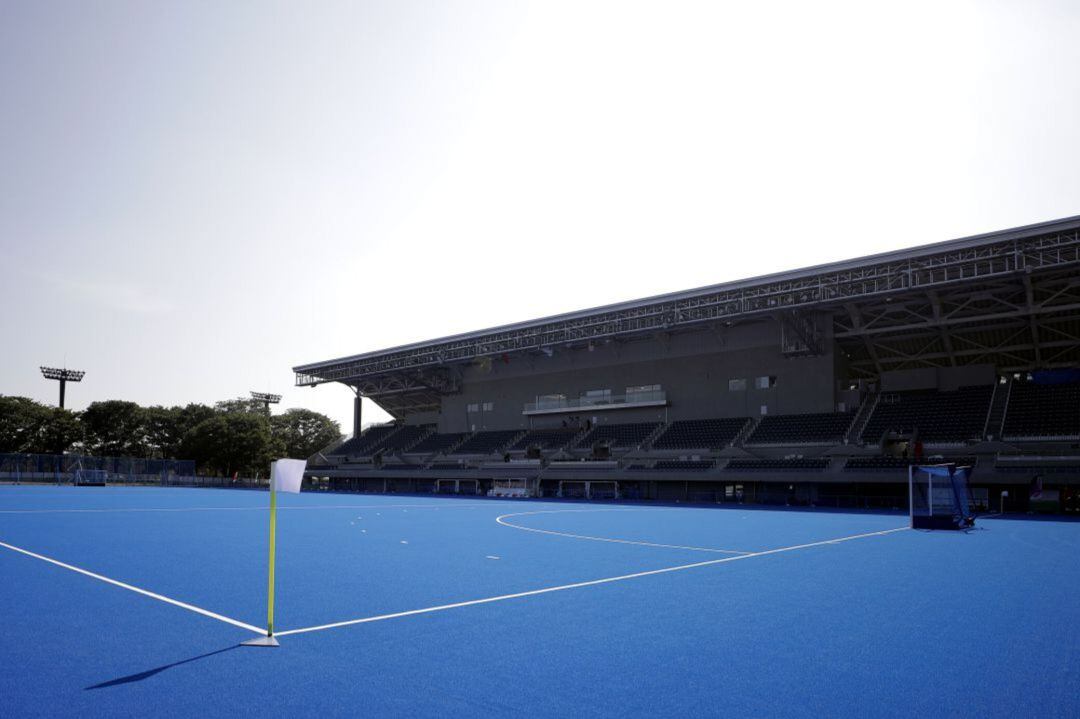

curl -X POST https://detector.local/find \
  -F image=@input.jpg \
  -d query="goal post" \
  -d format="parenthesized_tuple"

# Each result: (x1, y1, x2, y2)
(588, 480, 619, 500)
(73, 469, 108, 486)
(557, 479, 618, 500)
(435, 478, 481, 495)
(909, 463, 975, 530)
(488, 477, 538, 498)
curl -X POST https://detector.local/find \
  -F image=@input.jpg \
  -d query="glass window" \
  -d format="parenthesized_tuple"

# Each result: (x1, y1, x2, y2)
(755, 376, 776, 389)
(536, 394, 566, 410)
(482, 402, 494, 412)
(626, 384, 661, 402)
(466, 403, 479, 413)
(728, 378, 747, 392)
(626, 384, 659, 394)
(581, 389, 612, 406)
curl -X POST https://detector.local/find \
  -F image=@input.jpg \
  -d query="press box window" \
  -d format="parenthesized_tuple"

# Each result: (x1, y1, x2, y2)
(755, 376, 776, 389)
(536, 394, 566, 410)
(626, 384, 661, 402)
(581, 389, 612, 405)
(728, 378, 747, 392)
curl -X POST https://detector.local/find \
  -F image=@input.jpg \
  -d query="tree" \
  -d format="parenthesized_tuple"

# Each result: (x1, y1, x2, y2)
(271, 408, 342, 460)
(177, 403, 216, 432)
(1, 392, 335, 471)
(0, 396, 51, 452)
(144, 403, 216, 458)
(26, 408, 83, 455)
(182, 413, 278, 477)
(143, 406, 179, 458)
(81, 401, 147, 456)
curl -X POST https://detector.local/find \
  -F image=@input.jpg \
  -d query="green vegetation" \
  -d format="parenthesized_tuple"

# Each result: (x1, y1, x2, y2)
(0, 396, 340, 477)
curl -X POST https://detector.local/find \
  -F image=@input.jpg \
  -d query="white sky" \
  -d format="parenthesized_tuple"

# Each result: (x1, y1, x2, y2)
(2, 0, 1079, 433)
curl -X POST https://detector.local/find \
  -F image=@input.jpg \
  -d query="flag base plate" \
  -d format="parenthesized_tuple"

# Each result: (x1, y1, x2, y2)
(241, 635, 280, 648)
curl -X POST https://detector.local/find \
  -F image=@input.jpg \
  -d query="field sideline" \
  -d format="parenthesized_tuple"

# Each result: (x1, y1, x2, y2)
(1, 486, 1077, 718)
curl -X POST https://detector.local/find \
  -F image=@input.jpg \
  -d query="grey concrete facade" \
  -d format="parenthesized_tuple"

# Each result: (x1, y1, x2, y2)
(430, 318, 840, 432)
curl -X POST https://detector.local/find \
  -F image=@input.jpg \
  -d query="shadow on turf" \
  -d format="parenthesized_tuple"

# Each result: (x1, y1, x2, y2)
(85, 645, 241, 690)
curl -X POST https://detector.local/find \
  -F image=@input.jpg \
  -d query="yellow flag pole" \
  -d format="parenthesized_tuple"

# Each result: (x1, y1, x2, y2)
(266, 486, 277, 637)
(243, 481, 281, 647)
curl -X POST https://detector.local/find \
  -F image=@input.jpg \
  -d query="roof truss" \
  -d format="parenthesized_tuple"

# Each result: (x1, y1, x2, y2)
(296, 220, 1080, 395)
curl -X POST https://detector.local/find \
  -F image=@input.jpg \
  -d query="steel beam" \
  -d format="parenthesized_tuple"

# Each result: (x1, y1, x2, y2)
(295, 222, 1080, 386)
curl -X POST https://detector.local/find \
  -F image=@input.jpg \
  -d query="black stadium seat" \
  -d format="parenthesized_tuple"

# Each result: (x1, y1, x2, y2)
(406, 433, 466, 455)
(376, 425, 433, 454)
(450, 430, 522, 455)
(651, 418, 748, 450)
(844, 456, 977, 471)
(725, 458, 830, 471)
(1002, 380, 1080, 440)
(652, 459, 715, 471)
(746, 412, 853, 445)
(510, 428, 580, 451)
(330, 424, 399, 456)
(860, 386, 993, 444)
(574, 422, 660, 449)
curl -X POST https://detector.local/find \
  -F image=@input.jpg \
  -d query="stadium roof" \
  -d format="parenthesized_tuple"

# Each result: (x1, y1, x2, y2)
(295, 215, 1080, 415)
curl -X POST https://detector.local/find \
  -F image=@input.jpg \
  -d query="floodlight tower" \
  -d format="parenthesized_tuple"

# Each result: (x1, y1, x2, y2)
(251, 391, 282, 413)
(40, 367, 85, 409)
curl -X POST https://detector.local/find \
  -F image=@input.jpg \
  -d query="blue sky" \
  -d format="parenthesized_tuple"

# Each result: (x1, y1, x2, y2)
(2, 1, 1079, 432)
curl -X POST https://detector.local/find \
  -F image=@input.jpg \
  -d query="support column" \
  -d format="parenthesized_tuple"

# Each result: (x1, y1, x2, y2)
(353, 393, 363, 438)
(59, 379, 67, 409)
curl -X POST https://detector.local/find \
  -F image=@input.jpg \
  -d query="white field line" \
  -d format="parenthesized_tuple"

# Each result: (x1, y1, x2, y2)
(0, 503, 493, 515)
(275, 525, 909, 637)
(496, 509, 751, 554)
(0, 539, 264, 634)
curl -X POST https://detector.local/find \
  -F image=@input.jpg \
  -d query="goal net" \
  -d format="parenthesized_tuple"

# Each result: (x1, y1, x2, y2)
(909, 464, 975, 530)
(557, 480, 618, 500)
(488, 478, 538, 498)
(558, 481, 586, 499)
(73, 469, 108, 486)
(588, 481, 619, 500)
(435, 479, 480, 495)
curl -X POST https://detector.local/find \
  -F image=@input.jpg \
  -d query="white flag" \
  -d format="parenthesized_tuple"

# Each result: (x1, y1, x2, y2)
(270, 458, 307, 494)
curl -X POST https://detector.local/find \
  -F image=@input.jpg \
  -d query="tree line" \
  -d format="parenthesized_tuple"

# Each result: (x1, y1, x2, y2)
(0, 396, 342, 477)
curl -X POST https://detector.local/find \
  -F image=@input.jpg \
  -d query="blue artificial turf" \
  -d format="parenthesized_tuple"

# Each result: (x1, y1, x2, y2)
(0, 486, 1077, 718)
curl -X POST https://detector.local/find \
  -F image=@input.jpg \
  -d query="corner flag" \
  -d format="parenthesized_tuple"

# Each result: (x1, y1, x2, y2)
(243, 458, 307, 647)
(271, 458, 306, 494)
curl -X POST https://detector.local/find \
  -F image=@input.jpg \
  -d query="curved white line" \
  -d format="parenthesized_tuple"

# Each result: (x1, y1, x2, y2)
(496, 509, 751, 554)
(276, 525, 910, 637)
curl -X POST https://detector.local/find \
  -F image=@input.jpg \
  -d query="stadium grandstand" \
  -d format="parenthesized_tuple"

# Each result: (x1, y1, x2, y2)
(297, 216, 1080, 513)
